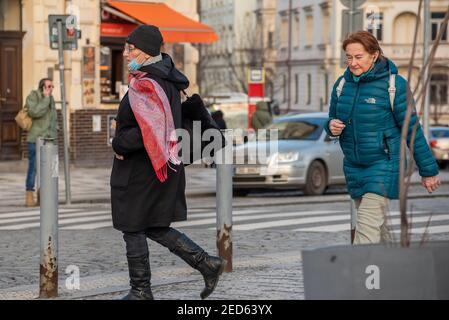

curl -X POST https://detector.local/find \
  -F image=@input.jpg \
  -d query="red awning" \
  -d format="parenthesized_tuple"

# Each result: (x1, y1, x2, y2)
(103, 0, 219, 43)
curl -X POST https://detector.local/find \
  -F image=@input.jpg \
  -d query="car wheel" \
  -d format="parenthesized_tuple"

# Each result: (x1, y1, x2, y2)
(303, 161, 327, 196)
(233, 189, 250, 197)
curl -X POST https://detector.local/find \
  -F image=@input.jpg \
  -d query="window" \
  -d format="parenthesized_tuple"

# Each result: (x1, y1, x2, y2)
(307, 74, 311, 105)
(305, 14, 313, 46)
(367, 12, 383, 41)
(293, 14, 300, 48)
(295, 74, 299, 104)
(266, 118, 326, 141)
(268, 31, 274, 49)
(430, 74, 448, 105)
(280, 17, 289, 48)
(431, 12, 448, 41)
(393, 12, 420, 44)
(321, 10, 330, 44)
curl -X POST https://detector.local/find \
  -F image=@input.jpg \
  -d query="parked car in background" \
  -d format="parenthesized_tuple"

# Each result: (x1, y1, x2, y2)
(430, 126, 449, 169)
(232, 112, 346, 196)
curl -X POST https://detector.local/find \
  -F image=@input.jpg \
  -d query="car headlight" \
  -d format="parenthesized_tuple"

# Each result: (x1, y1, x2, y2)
(269, 152, 302, 164)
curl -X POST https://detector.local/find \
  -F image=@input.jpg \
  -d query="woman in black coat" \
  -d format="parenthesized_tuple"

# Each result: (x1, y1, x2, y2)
(110, 25, 226, 300)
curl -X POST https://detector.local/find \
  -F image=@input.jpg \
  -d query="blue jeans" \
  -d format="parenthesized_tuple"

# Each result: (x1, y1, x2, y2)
(26, 143, 36, 191)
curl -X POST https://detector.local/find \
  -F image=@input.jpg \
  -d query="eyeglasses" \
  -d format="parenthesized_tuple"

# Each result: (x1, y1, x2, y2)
(45, 85, 54, 89)
(124, 44, 137, 54)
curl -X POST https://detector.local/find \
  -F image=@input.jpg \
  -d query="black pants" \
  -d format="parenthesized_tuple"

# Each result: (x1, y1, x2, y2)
(123, 227, 182, 259)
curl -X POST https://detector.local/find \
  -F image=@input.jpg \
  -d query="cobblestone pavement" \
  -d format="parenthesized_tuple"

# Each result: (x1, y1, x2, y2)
(0, 227, 349, 297)
(1, 224, 448, 300)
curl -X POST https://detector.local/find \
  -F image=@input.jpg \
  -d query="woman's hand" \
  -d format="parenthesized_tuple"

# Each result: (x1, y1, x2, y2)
(329, 119, 346, 136)
(421, 176, 441, 193)
(115, 153, 124, 161)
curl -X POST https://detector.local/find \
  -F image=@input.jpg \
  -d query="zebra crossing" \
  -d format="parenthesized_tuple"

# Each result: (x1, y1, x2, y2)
(0, 205, 448, 234)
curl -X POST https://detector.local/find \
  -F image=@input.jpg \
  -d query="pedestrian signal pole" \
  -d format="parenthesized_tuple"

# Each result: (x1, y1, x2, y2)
(48, 15, 81, 205)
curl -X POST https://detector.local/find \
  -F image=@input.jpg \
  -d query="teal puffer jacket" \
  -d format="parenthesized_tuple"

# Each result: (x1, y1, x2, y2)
(325, 58, 439, 199)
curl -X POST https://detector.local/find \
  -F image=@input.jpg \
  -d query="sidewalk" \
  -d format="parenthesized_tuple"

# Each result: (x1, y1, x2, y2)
(0, 226, 346, 300)
(1, 225, 448, 300)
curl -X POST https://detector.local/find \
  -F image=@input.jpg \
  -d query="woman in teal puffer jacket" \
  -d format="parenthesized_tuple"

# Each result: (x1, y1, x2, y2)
(325, 31, 441, 244)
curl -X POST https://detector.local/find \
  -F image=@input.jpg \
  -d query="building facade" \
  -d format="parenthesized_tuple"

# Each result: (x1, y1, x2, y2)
(199, 0, 277, 97)
(275, 0, 449, 125)
(0, 0, 214, 164)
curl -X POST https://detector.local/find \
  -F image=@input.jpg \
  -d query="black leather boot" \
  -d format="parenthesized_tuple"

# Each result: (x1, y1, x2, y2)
(170, 233, 227, 299)
(122, 256, 154, 300)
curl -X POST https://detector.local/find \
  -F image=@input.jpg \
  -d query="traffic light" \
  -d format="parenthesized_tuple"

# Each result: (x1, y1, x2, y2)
(48, 15, 81, 51)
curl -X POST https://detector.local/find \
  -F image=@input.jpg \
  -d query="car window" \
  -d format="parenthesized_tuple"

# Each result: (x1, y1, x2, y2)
(266, 118, 325, 140)
(431, 129, 449, 138)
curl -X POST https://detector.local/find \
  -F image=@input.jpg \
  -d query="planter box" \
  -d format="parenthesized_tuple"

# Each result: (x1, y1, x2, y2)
(302, 241, 449, 300)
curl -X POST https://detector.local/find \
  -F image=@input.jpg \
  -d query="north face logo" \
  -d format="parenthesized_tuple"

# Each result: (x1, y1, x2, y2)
(365, 98, 376, 104)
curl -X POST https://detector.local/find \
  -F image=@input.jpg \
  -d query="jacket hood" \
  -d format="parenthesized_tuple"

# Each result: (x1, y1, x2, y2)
(139, 53, 189, 90)
(344, 57, 398, 83)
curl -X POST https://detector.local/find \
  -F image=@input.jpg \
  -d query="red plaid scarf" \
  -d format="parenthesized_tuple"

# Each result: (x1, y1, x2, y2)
(128, 71, 180, 183)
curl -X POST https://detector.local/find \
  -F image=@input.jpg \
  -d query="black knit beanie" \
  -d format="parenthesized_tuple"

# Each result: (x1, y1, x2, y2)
(126, 25, 163, 56)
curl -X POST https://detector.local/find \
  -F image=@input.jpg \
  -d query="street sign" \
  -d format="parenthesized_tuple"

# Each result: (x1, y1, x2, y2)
(248, 68, 265, 84)
(48, 15, 81, 51)
(340, 0, 366, 9)
(341, 9, 364, 37)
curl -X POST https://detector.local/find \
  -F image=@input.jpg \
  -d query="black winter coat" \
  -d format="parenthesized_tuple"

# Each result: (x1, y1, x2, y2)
(110, 54, 189, 232)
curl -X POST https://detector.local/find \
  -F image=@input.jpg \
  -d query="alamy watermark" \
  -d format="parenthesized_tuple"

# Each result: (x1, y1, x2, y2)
(365, 264, 380, 290)
(65, 265, 80, 290)
(171, 122, 279, 167)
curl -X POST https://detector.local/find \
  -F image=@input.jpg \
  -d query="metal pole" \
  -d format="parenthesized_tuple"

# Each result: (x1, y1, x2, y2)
(349, 0, 354, 34)
(57, 20, 71, 205)
(423, 0, 431, 141)
(36, 137, 44, 206)
(39, 139, 59, 298)
(287, 0, 293, 112)
(350, 199, 357, 244)
(216, 149, 233, 272)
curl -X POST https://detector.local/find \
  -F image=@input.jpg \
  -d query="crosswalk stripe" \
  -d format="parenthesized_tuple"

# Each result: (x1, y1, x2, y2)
(0, 211, 110, 224)
(396, 225, 449, 234)
(0, 208, 80, 219)
(186, 209, 346, 219)
(51, 209, 346, 231)
(294, 214, 449, 233)
(61, 221, 113, 230)
(172, 210, 348, 228)
(0, 204, 447, 234)
(0, 215, 112, 230)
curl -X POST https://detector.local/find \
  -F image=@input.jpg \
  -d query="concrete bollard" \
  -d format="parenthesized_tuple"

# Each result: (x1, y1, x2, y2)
(39, 139, 59, 298)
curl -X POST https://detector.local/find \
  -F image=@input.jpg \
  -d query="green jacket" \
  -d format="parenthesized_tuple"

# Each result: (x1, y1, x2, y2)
(252, 101, 272, 130)
(26, 90, 57, 143)
(325, 58, 438, 199)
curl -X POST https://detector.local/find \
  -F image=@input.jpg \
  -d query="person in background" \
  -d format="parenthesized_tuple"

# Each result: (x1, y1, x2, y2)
(212, 110, 227, 130)
(24, 78, 57, 207)
(252, 101, 272, 130)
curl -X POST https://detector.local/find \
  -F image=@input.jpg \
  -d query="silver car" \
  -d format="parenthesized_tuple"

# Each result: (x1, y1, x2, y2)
(233, 112, 346, 196)
(430, 126, 449, 169)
